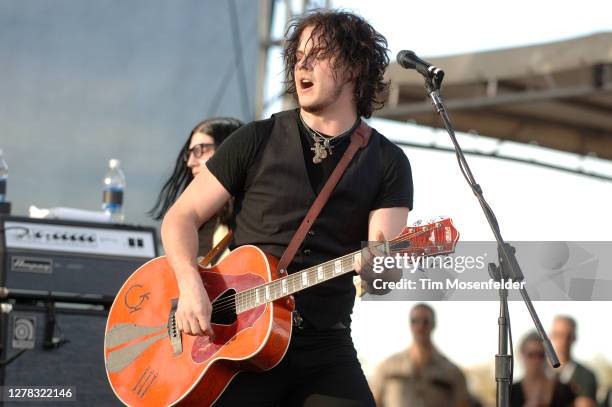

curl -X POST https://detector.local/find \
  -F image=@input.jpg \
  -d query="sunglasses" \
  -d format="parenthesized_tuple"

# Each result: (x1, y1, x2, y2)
(410, 317, 432, 326)
(525, 351, 545, 359)
(183, 143, 216, 162)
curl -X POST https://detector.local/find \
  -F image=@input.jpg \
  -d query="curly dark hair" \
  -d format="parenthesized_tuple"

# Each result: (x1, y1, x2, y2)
(283, 9, 390, 118)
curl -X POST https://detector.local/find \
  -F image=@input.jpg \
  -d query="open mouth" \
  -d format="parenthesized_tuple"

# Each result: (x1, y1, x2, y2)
(300, 79, 314, 90)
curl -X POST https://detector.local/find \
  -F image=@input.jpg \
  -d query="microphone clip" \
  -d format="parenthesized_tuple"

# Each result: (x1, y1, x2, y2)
(396, 50, 445, 109)
(425, 69, 444, 93)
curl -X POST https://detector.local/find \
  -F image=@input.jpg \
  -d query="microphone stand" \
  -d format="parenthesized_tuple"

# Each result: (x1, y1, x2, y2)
(420, 72, 560, 407)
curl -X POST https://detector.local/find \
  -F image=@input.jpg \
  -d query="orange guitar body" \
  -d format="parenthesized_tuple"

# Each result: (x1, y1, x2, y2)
(104, 218, 459, 406)
(104, 246, 293, 406)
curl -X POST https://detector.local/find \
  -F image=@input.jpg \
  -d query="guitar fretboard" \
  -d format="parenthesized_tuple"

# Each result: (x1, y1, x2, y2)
(234, 250, 362, 314)
(229, 219, 458, 314)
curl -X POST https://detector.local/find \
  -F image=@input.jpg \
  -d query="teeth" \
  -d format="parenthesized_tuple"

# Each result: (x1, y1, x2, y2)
(301, 79, 312, 84)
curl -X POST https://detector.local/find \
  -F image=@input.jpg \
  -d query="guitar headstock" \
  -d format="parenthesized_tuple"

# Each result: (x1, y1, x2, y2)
(389, 217, 459, 257)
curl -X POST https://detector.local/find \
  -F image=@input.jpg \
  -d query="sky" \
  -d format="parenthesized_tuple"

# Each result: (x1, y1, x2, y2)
(332, 0, 612, 57)
(260, 0, 612, 383)
(0, 1, 258, 226)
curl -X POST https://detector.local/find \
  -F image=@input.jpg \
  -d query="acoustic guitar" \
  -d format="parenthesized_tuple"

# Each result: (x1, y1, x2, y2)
(104, 218, 459, 406)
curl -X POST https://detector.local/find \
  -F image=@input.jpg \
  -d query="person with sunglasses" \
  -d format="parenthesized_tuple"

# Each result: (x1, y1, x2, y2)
(511, 331, 576, 407)
(371, 303, 471, 407)
(149, 117, 243, 262)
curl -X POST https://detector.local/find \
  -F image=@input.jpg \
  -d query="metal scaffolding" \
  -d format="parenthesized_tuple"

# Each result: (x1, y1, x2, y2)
(256, 0, 331, 119)
(377, 32, 612, 160)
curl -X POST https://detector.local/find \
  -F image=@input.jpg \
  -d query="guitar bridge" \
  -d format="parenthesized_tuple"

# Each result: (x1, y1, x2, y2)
(168, 299, 182, 356)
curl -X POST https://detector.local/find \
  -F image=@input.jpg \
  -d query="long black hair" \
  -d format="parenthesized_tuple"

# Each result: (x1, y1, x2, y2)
(148, 117, 243, 221)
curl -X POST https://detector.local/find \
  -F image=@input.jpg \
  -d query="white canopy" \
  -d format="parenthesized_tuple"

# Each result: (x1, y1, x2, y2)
(377, 32, 612, 159)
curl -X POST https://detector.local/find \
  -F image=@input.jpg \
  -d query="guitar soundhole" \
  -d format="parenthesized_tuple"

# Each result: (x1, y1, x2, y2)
(210, 289, 237, 326)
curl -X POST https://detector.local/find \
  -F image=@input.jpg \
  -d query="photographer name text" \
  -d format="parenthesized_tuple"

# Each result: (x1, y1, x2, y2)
(372, 278, 525, 291)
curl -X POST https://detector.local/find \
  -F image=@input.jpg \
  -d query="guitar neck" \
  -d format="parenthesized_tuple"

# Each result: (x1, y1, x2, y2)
(232, 218, 460, 314)
(235, 250, 362, 314)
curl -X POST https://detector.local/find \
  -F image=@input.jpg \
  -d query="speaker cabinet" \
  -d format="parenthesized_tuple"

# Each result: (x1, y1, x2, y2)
(0, 303, 120, 406)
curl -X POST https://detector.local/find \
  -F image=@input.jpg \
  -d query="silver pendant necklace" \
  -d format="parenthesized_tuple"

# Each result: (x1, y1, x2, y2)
(311, 133, 331, 164)
(299, 115, 336, 164)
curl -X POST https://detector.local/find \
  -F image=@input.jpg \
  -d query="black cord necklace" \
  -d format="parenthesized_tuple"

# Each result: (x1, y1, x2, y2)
(299, 114, 360, 164)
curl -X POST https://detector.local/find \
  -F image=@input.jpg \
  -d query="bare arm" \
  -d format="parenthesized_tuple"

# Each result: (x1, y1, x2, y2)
(356, 207, 409, 294)
(367, 207, 409, 242)
(574, 396, 596, 407)
(369, 363, 387, 407)
(161, 165, 231, 336)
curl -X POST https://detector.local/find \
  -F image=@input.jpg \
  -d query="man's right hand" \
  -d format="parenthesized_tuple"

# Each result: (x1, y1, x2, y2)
(175, 273, 215, 337)
(160, 165, 231, 337)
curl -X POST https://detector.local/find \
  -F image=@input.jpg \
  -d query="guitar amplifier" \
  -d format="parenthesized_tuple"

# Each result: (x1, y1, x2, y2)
(0, 215, 158, 304)
(0, 303, 122, 406)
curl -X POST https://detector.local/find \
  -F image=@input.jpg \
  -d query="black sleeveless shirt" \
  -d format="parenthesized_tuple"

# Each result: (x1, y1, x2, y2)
(206, 109, 413, 328)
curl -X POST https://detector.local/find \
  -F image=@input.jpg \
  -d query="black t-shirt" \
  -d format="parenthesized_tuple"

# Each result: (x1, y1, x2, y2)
(206, 109, 413, 211)
(510, 380, 575, 407)
(568, 362, 598, 400)
(205, 109, 413, 328)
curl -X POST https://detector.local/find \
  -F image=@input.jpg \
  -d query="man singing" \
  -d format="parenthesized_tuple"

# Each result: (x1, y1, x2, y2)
(161, 9, 413, 406)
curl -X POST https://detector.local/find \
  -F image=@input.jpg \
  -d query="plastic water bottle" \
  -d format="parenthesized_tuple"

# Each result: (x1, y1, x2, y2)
(0, 149, 7, 203)
(102, 158, 126, 223)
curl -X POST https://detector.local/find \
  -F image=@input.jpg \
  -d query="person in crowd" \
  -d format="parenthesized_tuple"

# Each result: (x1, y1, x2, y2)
(550, 315, 599, 407)
(370, 303, 471, 407)
(149, 117, 243, 262)
(511, 331, 575, 407)
(601, 389, 611, 407)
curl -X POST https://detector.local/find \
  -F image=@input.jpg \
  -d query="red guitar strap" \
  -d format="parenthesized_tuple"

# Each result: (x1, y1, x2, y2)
(276, 121, 372, 274)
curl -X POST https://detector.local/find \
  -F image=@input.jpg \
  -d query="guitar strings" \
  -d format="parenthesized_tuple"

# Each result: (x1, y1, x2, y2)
(205, 226, 452, 318)
(206, 250, 362, 314)
(207, 248, 373, 316)
(207, 228, 451, 319)
(209, 226, 439, 313)
(206, 226, 451, 318)
(208, 244, 444, 319)
(207, 246, 435, 320)
(208, 253, 358, 312)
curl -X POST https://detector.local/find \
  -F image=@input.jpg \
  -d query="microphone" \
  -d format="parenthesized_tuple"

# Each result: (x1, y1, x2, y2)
(396, 50, 444, 82)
